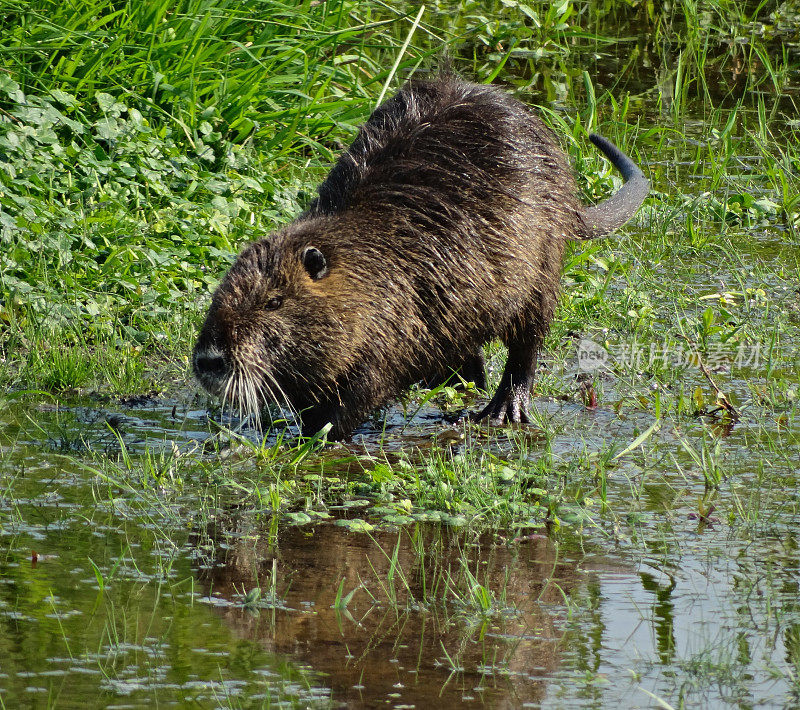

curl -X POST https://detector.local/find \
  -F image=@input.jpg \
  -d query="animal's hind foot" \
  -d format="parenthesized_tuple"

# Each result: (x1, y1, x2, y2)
(471, 340, 538, 427)
(472, 386, 531, 426)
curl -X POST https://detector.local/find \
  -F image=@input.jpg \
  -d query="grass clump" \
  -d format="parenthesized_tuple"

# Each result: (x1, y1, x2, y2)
(1, 0, 391, 142)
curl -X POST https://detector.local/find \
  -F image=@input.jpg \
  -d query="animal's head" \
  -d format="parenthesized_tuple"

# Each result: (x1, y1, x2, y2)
(192, 224, 359, 423)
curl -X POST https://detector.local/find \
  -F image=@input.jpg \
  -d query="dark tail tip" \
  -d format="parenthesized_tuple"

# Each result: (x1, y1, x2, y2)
(581, 133, 649, 239)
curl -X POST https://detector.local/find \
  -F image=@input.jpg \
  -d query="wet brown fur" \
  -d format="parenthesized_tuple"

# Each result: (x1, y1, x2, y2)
(193, 77, 645, 438)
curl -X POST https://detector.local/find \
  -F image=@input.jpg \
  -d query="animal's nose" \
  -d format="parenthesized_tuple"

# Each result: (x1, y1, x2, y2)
(194, 353, 227, 377)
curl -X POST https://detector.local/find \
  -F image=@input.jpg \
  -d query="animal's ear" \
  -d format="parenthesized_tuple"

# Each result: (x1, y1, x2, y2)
(302, 246, 328, 280)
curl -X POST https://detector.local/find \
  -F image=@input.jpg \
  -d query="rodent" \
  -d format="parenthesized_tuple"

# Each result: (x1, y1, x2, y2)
(193, 76, 649, 439)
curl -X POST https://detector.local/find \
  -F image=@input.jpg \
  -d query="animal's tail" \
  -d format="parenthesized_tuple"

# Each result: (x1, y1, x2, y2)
(580, 133, 649, 239)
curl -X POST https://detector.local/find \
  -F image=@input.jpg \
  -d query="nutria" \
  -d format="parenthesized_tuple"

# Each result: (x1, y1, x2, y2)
(193, 76, 649, 439)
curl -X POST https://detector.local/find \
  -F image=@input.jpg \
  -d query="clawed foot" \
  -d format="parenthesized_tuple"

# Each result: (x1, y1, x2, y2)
(472, 385, 531, 425)
(470, 340, 539, 427)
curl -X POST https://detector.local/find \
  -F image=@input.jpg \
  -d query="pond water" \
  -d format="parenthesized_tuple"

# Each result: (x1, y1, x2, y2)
(3, 2, 800, 709)
(2, 379, 799, 708)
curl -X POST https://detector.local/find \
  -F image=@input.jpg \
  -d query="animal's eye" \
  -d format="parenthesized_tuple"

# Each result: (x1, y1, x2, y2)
(302, 246, 328, 280)
(266, 296, 283, 310)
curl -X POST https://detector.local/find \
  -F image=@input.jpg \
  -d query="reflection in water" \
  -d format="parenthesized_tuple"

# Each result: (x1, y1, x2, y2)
(640, 569, 677, 665)
(192, 519, 609, 707)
